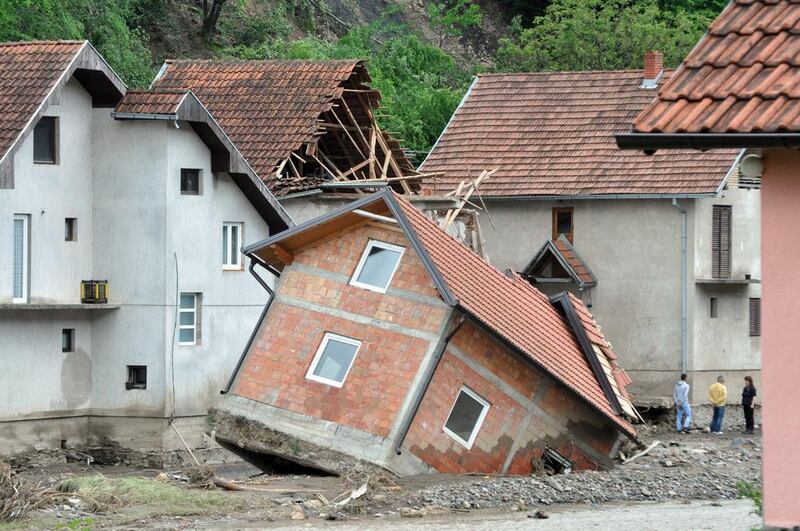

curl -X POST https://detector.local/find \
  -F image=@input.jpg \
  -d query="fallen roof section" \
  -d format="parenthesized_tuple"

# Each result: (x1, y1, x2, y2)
(244, 189, 636, 437)
(618, 0, 800, 150)
(523, 236, 597, 290)
(0, 40, 126, 188)
(419, 71, 737, 197)
(152, 59, 418, 196)
(112, 89, 292, 231)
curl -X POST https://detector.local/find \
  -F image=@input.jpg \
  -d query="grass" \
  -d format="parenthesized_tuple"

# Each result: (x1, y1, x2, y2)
(737, 480, 763, 517)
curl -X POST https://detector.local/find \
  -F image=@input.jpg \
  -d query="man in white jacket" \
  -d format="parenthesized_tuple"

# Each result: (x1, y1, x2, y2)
(674, 373, 692, 433)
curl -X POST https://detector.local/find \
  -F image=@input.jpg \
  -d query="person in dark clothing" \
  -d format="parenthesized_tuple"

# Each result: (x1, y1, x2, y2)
(742, 376, 757, 434)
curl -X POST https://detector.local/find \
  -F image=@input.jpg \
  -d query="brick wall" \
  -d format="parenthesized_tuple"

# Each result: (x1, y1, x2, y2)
(233, 221, 450, 439)
(404, 321, 623, 474)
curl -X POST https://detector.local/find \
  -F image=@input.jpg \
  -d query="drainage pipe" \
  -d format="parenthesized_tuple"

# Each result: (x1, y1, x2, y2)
(672, 199, 688, 373)
(220, 257, 276, 394)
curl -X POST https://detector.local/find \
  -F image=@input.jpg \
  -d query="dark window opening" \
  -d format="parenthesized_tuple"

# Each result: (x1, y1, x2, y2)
(126, 365, 147, 390)
(541, 447, 573, 475)
(749, 298, 761, 337)
(65, 218, 77, 241)
(552, 207, 574, 243)
(710, 297, 718, 318)
(180, 169, 201, 195)
(34, 116, 57, 164)
(62, 329, 74, 353)
(712, 205, 732, 279)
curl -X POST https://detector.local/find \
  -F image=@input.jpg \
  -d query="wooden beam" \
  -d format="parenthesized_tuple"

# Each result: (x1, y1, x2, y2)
(338, 158, 371, 179)
(329, 107, 366, 158)
(369, 127, 377, 179)
(316, 150, 344, 179)
(271, 244, 293, 265)
(338, 97, 371, 150)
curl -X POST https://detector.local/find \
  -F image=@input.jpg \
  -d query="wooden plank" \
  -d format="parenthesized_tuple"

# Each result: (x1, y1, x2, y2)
(369, 127, 377, 179)
(271, 244, 294, 265)
(330, 107, 366, 158)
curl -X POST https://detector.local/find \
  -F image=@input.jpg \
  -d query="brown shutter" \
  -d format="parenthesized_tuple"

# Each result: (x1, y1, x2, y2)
(749, 298, 761, 337)
(712, 205, 732, 278)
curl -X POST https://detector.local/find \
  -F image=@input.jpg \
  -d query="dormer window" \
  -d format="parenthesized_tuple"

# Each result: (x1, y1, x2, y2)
(33, 116, 58, 164)
(349, 240, 405, 293)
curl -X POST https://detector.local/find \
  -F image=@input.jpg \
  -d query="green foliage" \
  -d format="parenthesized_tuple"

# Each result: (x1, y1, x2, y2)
(426, 0, 482, 45)
(737, 480, 763, 516)
(495, 0, 712, 71)
(55, 517, 95, 531)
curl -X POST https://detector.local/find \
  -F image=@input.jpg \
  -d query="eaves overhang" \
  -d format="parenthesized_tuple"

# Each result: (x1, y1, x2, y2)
(616, 132, 800, 152)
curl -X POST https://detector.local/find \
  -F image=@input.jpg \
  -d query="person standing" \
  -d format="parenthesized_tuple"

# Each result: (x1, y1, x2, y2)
(708, 376, 727, 434)
(742, 376, 757, 434)
(674, 373, 692, 433)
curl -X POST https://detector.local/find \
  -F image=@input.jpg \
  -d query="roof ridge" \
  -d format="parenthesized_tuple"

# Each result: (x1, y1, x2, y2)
(164, 58, 363, 66)
(477, 68, 676, 78)
(0, 40, 85, 47)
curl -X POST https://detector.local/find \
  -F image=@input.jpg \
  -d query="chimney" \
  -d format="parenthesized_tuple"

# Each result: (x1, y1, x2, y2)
(642, 51, 664, 89)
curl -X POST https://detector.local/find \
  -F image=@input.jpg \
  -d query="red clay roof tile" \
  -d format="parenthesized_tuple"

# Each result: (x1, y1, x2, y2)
(115, 89, 188, 115)
(632, 0, 800, 134)
(0, 41, 84, 161)
(420, 71, 737, 196)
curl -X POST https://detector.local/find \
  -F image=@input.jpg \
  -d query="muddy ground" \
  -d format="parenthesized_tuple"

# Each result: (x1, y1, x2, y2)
(1, 421, 762, 530)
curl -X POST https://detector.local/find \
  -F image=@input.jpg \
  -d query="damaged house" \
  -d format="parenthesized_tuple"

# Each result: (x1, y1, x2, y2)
(418, 53, 762, 402)
(216, 189, 638, 476)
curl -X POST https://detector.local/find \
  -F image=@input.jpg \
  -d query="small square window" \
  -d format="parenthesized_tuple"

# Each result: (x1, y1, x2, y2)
(443, 387, 490, 449)
(33, 116, 57, 164)
(180, 169, 201, 195)
(349, 240, 405, 293)
(223, 222, 243, 269)
(179, 293, 201, 345)
(65, 218, 77, 242)
(710, 297, 718, 318)
(306, 333, 361, 388)
(126, 365, 147, 390)
(62, 329, 74, 353)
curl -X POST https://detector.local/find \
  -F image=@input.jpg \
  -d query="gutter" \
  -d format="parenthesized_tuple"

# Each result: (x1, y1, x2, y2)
(220, 257, 277, 394)
(111, 112, 178, 121)
(672, 199, 689, 374)
(616, 132, 800, 151)
(394, 313, 466, 455)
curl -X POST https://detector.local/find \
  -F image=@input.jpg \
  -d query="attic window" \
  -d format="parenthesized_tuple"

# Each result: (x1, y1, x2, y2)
(552, 208, 573, 243)
(306, 333, 361, 388)
(33, 116, 58, 164)
(349, 240, 405, 293)
(180, 168, 201, 195)
(443, 387, 490, 449)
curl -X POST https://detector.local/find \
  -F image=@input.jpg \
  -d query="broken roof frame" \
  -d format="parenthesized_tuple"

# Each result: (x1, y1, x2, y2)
(241, 188, 636, 438)
(522, 235, 598, 290)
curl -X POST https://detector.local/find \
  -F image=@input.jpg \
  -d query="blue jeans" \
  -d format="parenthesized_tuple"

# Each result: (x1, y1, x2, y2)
(710, 406, 726, 432)
(676, 403, 692, 431)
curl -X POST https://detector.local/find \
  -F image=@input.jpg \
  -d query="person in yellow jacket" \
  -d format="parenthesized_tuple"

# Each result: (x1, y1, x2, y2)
(708, 376, 727, 434)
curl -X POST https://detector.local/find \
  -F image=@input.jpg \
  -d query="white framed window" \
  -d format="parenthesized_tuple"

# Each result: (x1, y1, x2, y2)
(179, 293, 201, 345)
(223, 222, 243, 270)
(349, 240, 405, 293)
(13, 214, 30, 303)
(443, 386, 490, 449)
(305, 333, 362, 388)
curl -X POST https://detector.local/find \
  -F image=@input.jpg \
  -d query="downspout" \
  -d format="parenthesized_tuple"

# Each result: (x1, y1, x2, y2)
(220, 257, 277, 394)
(672, 199, 688, 373)
(394, 313, 466, 455)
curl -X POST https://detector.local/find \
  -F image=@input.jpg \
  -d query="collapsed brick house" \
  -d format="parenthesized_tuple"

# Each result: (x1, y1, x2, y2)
(216, 188, 638, 476)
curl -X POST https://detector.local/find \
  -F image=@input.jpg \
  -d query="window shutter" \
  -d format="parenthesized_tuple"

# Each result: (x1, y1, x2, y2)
(712, 206, 732, 278)
(749, 298, 761, 337)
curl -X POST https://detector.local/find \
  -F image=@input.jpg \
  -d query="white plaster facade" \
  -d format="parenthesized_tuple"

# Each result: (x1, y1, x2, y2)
(0, 77, 279, 455)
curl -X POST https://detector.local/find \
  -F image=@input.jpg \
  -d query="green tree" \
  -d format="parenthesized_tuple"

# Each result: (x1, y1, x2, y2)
(426, 0, 482, 46)
(495, 0, 710, 71)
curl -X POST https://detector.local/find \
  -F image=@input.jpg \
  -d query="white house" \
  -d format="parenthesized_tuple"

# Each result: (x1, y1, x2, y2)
(0, 41, 292, 460)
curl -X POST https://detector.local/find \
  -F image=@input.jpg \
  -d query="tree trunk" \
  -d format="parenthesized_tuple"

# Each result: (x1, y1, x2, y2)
(201, 0, 227, 37)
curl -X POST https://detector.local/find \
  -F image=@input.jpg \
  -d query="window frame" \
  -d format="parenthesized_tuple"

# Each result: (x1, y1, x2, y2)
(33, 116, 58, 164)
(712, 205, 732, 279)
(62, 328, 75, 353)
(178, 293, 201, 346)
(65, 218, 77, 242)
(126, 365, 147, 390)
(552, 207, 574, 243)
(749, 297, 761, 337)
(349, 240, 406, 293)
(305, 333, 362, 388)
(13, 214, 30, 303)
(180, 168, 202, 196)
(442, 386, 491, 450)
(710, 297, 718, 318)
(222, 222, 244, 270)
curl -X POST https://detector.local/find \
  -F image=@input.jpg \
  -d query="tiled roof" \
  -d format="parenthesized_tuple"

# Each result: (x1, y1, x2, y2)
(115, 89, 188, 115)
(0, 41, 84, 160)
(152, 59, 373, 193)
(419, 71, 737, 196)
(393, 194, 636, 436)
(633, 0, 800, 134)
(523, 236, 597, 289)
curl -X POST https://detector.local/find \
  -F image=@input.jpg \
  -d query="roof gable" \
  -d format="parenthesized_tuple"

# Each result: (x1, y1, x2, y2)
(619, 0, 800, 148)
(420, 71, 737, 197)
(246, 190, 635, 437)
(0, 40, 126, 188)
(523, 236, 597, 289)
